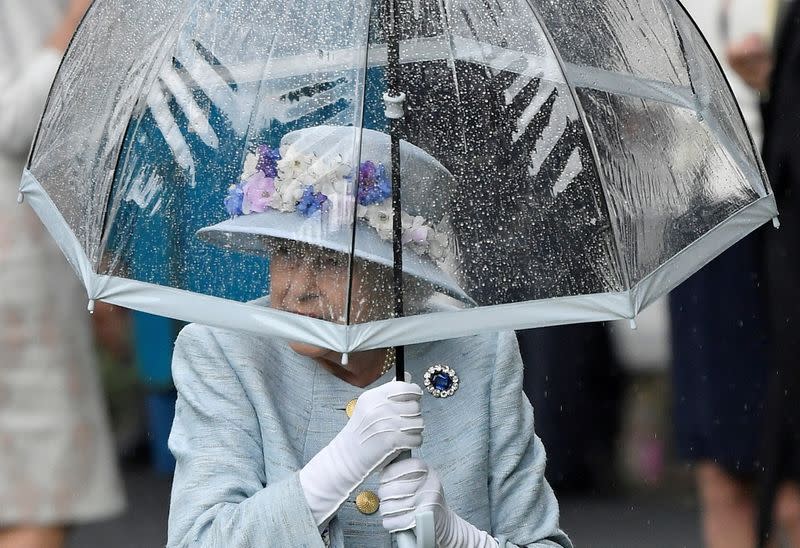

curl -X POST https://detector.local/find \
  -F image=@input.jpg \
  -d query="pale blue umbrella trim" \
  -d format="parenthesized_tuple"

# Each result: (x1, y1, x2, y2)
(17, 170, 776, 353)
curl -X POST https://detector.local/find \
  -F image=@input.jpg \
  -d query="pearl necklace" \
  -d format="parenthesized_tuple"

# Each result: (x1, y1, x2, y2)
(380, 347, 396, 376)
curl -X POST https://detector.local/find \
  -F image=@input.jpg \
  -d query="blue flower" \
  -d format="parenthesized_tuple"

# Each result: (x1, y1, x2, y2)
(256, 144, 281, 178)
(297, 186, 328, 217)
(357, 160, 392, 206)
(376, 164, 391, 194)
(224, 183, 245, 216)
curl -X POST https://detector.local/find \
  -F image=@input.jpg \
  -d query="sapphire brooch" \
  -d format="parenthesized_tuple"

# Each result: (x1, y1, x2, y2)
(423, 364, 459, 398)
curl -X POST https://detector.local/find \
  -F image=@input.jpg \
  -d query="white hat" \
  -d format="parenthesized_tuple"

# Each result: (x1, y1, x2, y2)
(197, 126, 471, 303)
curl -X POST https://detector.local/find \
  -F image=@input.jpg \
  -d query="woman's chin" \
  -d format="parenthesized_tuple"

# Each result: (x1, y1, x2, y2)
(288, 341, 334, 359)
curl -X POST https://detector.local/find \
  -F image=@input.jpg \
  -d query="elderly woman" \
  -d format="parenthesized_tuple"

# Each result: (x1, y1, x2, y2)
(167, 126, 571, 548)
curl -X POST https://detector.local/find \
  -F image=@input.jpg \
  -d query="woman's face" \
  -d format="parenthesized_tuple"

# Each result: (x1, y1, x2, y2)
(269, 241, 393, 358)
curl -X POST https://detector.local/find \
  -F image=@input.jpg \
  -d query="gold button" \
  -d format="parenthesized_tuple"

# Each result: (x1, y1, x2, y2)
(345, 398, 357, 418)
(355, 490, 380, 515)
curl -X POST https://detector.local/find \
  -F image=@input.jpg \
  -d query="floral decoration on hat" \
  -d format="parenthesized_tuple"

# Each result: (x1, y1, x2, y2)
(222, 142, 450, 262)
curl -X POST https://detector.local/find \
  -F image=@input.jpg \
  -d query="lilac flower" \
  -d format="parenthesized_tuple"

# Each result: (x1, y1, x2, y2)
(256, 144, 281, 178)
(242, 171, 275, 214)
(297, 186, 328, 217)
(359, 160, 377, 181)
(402, 213, 430, 245)
(357, 160, 392, 206)
(224, 183, 245, 216)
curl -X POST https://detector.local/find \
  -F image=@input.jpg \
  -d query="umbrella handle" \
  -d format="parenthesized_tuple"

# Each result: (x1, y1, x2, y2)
(393, 510, 435, 548)
(389, 449, 435, 548)
(395, 530, 417, 548)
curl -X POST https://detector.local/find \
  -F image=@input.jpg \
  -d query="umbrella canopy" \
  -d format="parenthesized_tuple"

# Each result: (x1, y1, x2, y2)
(20, 0, 777, 353)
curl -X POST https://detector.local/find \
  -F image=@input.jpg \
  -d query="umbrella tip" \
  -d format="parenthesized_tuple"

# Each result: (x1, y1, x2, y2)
(87, 299, 95, 314)
(773, 216, 781, 229)
(629, 318, 638, 330)
(16, 192, 23, 204)
(341, 352, 349, 366)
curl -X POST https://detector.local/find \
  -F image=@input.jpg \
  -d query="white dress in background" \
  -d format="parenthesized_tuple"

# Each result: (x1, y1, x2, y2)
(0, 0, 124, 525)
(680, 0, 771, 144)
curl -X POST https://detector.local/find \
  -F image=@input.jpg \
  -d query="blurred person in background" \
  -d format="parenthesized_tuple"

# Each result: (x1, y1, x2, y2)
(744, 0, 800, 544)
(669, 1, 800, 547)
(0, 1, 125, 548)
(518, 325, 622, 495)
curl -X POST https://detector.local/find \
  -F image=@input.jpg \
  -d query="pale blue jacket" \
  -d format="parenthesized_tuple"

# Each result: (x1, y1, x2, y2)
(167, 324, 572, 548)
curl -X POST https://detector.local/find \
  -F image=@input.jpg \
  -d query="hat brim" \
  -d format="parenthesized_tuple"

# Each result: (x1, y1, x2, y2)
(197, 210, 474, 305)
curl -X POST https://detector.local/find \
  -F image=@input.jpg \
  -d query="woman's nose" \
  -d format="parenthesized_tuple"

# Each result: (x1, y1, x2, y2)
(286, 261, 319, 296)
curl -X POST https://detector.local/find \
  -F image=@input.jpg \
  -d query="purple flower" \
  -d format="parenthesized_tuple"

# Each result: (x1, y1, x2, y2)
(224, 183, 244, 216)
(297, 186, 328, 217)
(357, 160, 392, 206)
(256, 144, 281, 178)
(242, 171, 275, 214)
(359, 160, 377, 181)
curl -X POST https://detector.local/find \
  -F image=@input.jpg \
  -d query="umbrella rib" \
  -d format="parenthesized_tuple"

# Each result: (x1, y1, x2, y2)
(522, 0, 634, 300)
(662, 0, 770, 197)
(343, 0, 375, 343)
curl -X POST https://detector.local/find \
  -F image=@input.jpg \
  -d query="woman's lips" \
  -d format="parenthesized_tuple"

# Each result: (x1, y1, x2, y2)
(278, 307, 325, 320)
(273, 300, 342, 321)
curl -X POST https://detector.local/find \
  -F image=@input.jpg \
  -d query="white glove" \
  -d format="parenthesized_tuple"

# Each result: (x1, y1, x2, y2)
(379, 458, 499, 548)
(298, 381, 424, 526)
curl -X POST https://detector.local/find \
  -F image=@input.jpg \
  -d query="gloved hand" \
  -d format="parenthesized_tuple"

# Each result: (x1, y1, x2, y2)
(378, 458, 500, 548)
(299, 380, 424, 526)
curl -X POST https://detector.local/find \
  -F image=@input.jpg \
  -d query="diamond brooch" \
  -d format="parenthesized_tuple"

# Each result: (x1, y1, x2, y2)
(423, 364, 459, 398)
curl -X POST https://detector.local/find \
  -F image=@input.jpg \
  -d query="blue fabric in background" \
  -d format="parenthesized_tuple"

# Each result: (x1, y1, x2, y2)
(105, 67, 388, 471)
(109, 66, 388, 303)
(109, 104, 267, 302)
(669, 233, 769, 477)
(108, 93, 268, 472)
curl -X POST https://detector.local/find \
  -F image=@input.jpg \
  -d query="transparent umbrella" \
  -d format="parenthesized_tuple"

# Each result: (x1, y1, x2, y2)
(20, 0, 776, 357)
(19, 0, 777, 545)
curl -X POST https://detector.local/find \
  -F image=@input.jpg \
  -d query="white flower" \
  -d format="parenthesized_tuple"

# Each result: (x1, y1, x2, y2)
(401, 212, 432, 255)
(309, 156, 351, 195)
(319, 154, 351, 178)
(269, 178, 305, 212)
(332, 155, 352, 178)
(401, 213, 430, 245)
(241, 152, 259, 180)
(277, 148, 313, 179)
(427, 229, 450, 261)
(295, 171, 317, 189)
(316, 169, 349, 198)
(363, 200, 395, 241)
